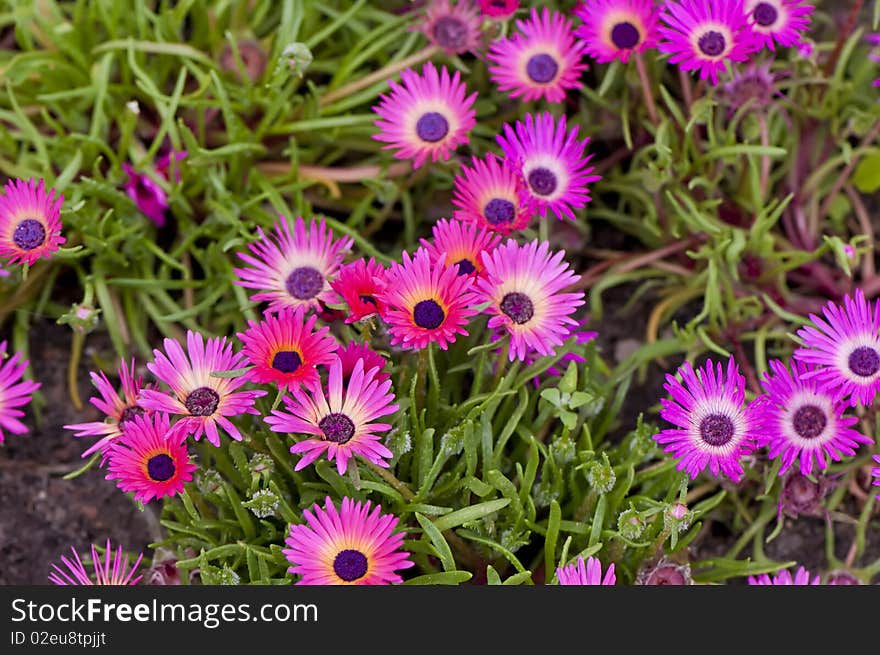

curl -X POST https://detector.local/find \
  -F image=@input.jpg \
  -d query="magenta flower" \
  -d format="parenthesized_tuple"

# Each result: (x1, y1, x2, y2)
(418, 0, 483, 55)
(653, 357, 758, 482)
(49, 540, 143, 586)
(139, 330, 267, 446)
(284, 496, 413, 585)
(556, 556, 616, 585)
(748, 566, 821, 585)
(265, 357, 398, 475)
(419, 218, 500, 278)
(330, 258, 389, 324)
(574, 0, 660, 64)
(122, 151, 186, 227)
(0, 340, 40, 444)
(452, 155, 534, 234)
(478, 0, 519, 19)
(335, 341, 391, 385)
(744, 0, 813, 51)
(0, 178, 65, 266)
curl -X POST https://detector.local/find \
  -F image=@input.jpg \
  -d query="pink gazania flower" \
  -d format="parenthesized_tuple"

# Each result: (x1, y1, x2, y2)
(105, 413, 196, 503)
(139, 331, 267, 446)
(751, 359, 873, 477)
(377, 248, 479, 351)
(63, 358, 153, 462)
(793, 289, 880, 407)
(452, 155, 534, 234)
(653, 357, 759, 482)
(747, 566, 821, 585)
(0, 340, 40, 444)
(745, 0, 813, 51)
(478, 0, 519, 19)
(265, 357, 399, 475)
(237, 306, 338, 392)
(330, 258, 389, 324)
(476, 239, 585, 362)
(48, 540, 143, 586)
(373, 61, 477, 169)
(556, 556, 616, 585)
(0, 178, 65, 266)
(420, 218, 500, 278)
(284, 496, 413, 585)
(496, 112, 601, 221)
(658, 0, 758, 85)
(122, 150, 187, 228)
(234, 215, 353, 313)
(487, 7, 587, 103)
(574, 0, 660, 64)
(336, 341, 391, 385)
(418, 0, 483, 55)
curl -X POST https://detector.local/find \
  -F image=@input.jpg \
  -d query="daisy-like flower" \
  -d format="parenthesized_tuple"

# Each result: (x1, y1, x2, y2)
(747, 566, 821, 585)
(139, 330, 267, 446)
(794, 289, 880, 407)
(48, 540, 143, 586)
(476, 239, 585, 362)
(234, 215, 353, 314)
(658, 0, 758, 85)
(556, 556, 616, 585)
(653, 357, 758, 482)
(122, 150, 187, 228)
(330, 258, 388, 324)
(64, 358, 153, 461)
(418, 0, 483, 55)
(478, 0, 519, 19)
(0, 340, 40, 444)
(284, 496, 413, 585)
(496, 112, 601, 221)
(744, 0, 813, 51)
(452, 155, 534, 234)
(487, 7, 587, 103)
(377, 248, 479, 351)
(574, 0, 660, 64)
(373, 62, 477, 169)
(0, 178, 65, 266)
(336, 341, 391, 384)
(752, 359, 872, 476)
(420, 218, 500, 278)
(105, 413, 196, 503)
(237, 306, 338, 392)
(265, 357, 398, 474)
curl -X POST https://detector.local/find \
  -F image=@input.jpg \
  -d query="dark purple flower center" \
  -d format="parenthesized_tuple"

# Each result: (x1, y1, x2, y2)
(119, 405, 145, 428)
(185, 386, 219, 416)
(792, 404, 827, 439)
(415, 112, 449, 143)
(526, 53, 559, 84)
(698, 30, 727, 57)
(285, 266, 324, 300)
(527, 167, 558, 197)
(454, 258, 476, 275)
(272, 350, 302, 374)
(319, 412, 356, 444)
(333, 548, 368, 582)
(699, 413, 734, 446)
(500, 292, 534, 325)
(13, 219, 46, 251)
(611, 21, 641, 50)
(146, 453, 175, 482)
(412, 299, 445, 329)
(484, 198, 516, 226)
(753, 2, 778, 27)
(431, 16, 468, 51)
(359, 294, 377, 306)
(848, 346, 880, 377)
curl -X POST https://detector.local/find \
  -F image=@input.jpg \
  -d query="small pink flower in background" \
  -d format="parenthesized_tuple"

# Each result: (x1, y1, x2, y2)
(452, 155, 534, 235)
(122, 150, 186, 227)
(335, 341, 391, 385)
(0, 340, 41, 444)
(556, 556, 616, 585)
(420, 218, 500, 278)
(48, 540, 143, 586)
(744, 0, 813, 52)
(748, 566, 821, 585)
(0, 178, 65, 266)
(478, 0, 519, 19)
(418, 0, 483, 55)
(331, 258, 389, 324)
(574, 0, 660, 64)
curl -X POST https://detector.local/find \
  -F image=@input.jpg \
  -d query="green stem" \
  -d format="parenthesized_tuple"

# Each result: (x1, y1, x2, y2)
(68, 330, 85, 410)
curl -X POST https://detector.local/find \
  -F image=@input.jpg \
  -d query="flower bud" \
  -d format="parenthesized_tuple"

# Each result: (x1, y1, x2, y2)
(617, 509, 646, 541)
(663, 502, 693, 535)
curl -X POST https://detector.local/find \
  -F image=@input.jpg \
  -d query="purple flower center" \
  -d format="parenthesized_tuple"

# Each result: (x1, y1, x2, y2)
(484, 198, 516, 226)
(698, 30, 726, 57)
(119, 405, 145, 428)
(285, 266, 324, 300)
(359, 294, 377, 306)
(319, 412, 356, 444)
(415, 112, 449, 143)
(500, 292, 534, 325)
(527, 167, 558, 197)
(146, 453, 175, 482)
(848, 346, 880, 377)
(526, 53, 559, 84)
(698, 413, 734, 446)
(431, 16, 468, 51)
(13, 219, 46, 251)
(792, 404, 827, 439)
(412, 299, 445, 329)
(333, 548, 368, 582)
(753, 2, 778, 27)
(611, 21, 640, 50)
(185, 386, 219, 416)
(454, 258, 476, 275)
(272, 350, 302, 374)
